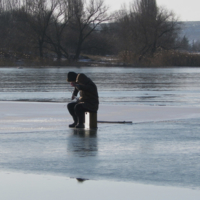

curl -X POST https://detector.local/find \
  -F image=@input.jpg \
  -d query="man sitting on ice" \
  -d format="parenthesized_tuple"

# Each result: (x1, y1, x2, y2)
(67, 72, 99, 128)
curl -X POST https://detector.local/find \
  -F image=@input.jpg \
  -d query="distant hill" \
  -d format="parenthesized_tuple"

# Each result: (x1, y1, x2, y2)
(181, 21, 200, 43)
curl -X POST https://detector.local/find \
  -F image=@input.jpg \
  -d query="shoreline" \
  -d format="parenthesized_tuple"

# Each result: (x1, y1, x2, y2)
(1, 64, 200, 68)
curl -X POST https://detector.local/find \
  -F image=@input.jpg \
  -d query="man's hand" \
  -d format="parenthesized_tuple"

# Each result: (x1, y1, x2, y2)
(71, 95, 76, 100)
(70, 82, 76, 87)
(70, 82, 80, 89)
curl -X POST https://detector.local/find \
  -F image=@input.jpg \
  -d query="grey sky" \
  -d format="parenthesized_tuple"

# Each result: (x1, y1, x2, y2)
(106, 0, 200, 21)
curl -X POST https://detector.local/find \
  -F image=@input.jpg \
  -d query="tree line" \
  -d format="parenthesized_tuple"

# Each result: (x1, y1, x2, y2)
(0, 0, 197, 66)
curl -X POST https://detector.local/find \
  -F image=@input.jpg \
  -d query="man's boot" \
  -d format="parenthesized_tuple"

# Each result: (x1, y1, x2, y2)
(69, 115, 78, 128)
(76, 113, 85, 128)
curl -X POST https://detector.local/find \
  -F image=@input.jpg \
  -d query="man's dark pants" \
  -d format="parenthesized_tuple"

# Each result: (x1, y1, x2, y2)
(67, 102, 89, 125)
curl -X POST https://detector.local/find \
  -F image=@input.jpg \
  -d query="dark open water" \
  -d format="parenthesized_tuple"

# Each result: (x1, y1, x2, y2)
(0, 67, 200, 106)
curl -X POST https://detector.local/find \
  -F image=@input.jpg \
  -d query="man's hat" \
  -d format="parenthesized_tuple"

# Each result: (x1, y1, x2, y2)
(67, 72, 78, 82)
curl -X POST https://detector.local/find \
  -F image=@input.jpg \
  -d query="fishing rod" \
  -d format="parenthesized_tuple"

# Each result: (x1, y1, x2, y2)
(97, 121, 132, 124)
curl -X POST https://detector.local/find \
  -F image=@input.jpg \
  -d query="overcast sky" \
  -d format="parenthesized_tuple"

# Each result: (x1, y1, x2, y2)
(106, 0, 200, 21)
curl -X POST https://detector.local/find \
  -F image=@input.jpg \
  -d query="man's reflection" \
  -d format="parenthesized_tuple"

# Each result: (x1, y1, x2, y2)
(67, 129, 98, 157)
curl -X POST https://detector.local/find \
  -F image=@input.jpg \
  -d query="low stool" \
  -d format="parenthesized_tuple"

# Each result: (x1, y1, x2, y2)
(85, 112, 97, 129)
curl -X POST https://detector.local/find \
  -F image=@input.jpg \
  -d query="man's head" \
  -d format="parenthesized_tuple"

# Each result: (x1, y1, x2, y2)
(67, 72, 78, 82)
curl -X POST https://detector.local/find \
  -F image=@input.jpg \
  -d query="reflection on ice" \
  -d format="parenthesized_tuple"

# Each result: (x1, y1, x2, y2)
(67, 129, 98, 157)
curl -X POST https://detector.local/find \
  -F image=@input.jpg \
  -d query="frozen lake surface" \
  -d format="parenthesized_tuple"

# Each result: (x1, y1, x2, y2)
(1, 102, 200, 190)
(1, 67, 200, 199)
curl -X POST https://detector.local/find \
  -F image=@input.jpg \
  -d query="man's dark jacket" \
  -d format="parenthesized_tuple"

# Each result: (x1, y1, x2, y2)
(73, 73, 99, 112)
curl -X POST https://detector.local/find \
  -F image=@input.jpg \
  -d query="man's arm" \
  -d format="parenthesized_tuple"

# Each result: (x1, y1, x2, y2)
(72, 87, 79, 100)
(77, 83, 96, 93)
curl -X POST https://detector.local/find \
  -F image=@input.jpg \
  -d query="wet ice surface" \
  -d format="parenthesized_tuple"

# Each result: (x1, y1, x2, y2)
(1, 121, 200, 188)
(1, 102, 200, 189)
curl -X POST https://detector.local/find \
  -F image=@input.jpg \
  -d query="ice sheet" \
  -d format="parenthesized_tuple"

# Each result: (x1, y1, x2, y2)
(1, 101, 200, 198)
(1, 171, 200, 200)
(1, 101, 200, 133)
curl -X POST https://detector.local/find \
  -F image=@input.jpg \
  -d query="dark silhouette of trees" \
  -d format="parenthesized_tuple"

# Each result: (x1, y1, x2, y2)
(0, 0, 195, 66)
(115, 0, 182, 62)
(20, 0, 58, 59)
(44, 0, 71, 62)
(67, 0, 112, 60)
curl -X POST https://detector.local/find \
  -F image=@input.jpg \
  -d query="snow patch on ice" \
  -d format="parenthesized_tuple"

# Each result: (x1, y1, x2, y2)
(1, 101, 200, 133)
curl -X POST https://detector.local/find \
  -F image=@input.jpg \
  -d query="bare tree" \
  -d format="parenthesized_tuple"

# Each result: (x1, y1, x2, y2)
(116, 0, 181, 62)
(0, 0, 22, 53)
(19, 0, 59, 58)
(45, 0, 112, 61)
(44, 0, 71, 61)
(68, 0, 112, 60)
